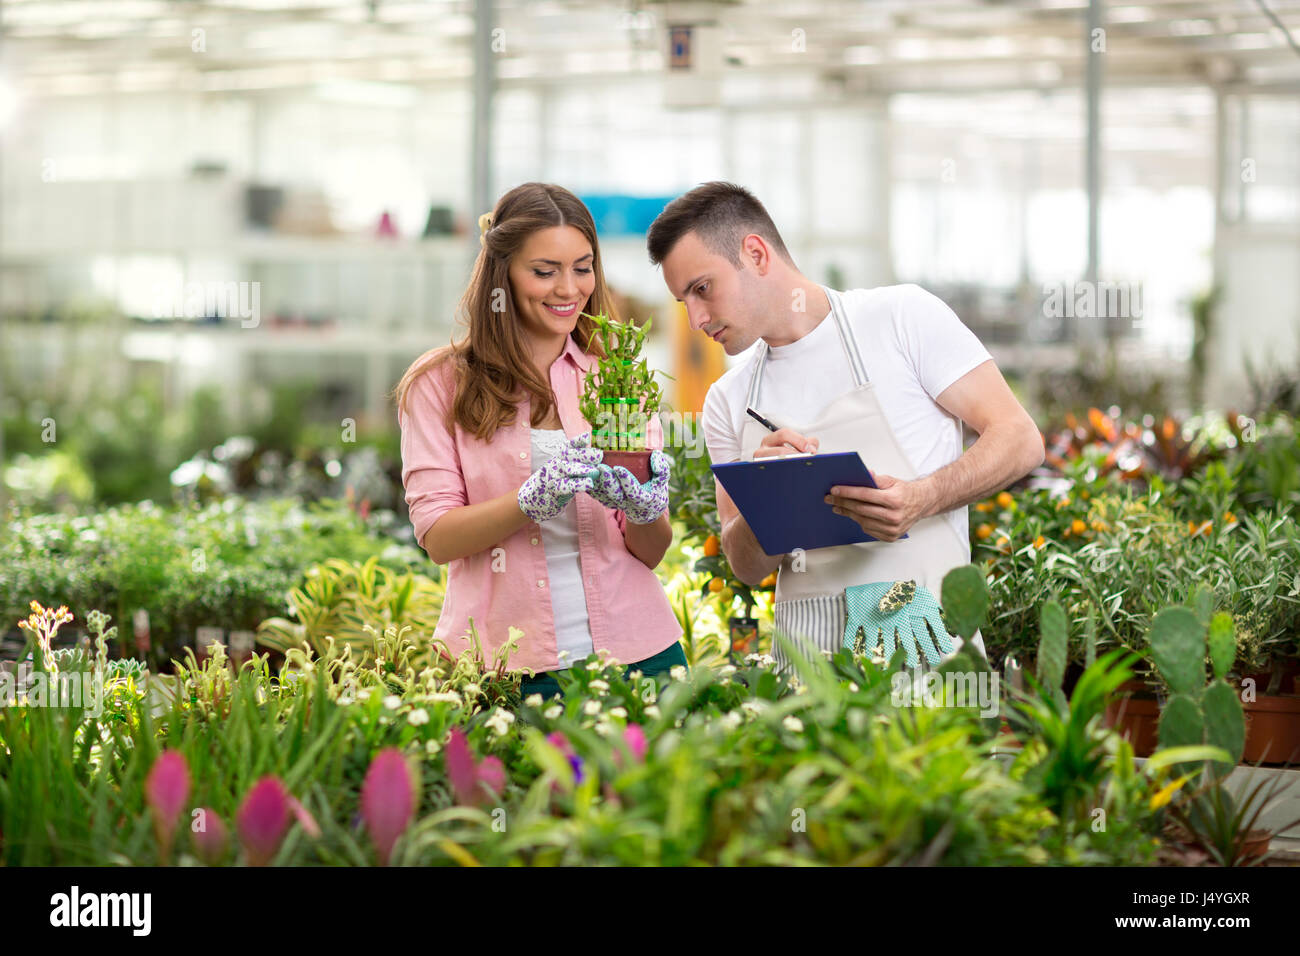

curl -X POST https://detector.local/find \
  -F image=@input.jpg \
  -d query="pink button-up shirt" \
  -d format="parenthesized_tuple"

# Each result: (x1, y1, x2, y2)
(398, 333, 683, 674)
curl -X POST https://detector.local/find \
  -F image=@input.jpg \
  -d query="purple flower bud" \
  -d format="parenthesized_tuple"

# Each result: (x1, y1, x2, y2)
(237, 777, 290, 866)
(477, 756, 506, 800)
(623, 724, 648, 762)
(361, 749, 416, 865)
(445, 727, 479, 806)
(191, 807, 227, 865)
(145, 750, 190, 852)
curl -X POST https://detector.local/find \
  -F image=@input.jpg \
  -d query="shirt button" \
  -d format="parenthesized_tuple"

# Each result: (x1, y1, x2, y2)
(530, 537, 539, 545)
(537, 579, 545, 588)
(519, 451, 527, 459)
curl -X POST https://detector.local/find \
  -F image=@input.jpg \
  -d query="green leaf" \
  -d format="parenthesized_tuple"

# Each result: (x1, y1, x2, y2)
(1036, 601, 1068, 693)
(1158, 693, 1204, 752)
(940, 564, 988, 640)
(1207, 612, 1235, 681)
(1148, 607, 1206, 697)
(1202, 679, 1246, 772)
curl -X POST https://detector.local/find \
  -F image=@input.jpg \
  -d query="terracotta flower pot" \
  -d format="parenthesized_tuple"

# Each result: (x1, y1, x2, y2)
(1240, 828, 1273, 862)
(1240, 694, 1300, 765)
(1104, 683, 1161, 757)
(601, 450, 652, 484)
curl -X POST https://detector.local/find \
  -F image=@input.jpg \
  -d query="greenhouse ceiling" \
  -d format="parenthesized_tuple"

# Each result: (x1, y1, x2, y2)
(1, 0, 1299, 95)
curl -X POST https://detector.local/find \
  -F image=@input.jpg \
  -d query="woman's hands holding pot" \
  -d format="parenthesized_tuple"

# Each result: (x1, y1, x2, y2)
(589, 450, 673, 524)
(517, 432, 603, 522)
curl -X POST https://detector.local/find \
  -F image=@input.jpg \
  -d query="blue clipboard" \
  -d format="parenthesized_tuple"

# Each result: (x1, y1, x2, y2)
(711, 451, 906, 554)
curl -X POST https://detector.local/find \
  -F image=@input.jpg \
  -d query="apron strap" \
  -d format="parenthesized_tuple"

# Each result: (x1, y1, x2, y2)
(745, 287, 870, 411)
(823, 286, 871, 388)
(745, 340, 769, 408)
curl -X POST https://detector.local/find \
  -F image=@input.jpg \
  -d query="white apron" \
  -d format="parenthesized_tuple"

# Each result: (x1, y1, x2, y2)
(738, 286, 988, 674)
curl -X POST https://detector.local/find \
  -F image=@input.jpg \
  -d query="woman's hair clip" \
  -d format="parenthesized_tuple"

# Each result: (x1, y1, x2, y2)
(477, 211, 494, 248)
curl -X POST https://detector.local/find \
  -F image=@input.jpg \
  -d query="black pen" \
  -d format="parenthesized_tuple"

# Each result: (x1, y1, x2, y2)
(745, 407, 779, 432)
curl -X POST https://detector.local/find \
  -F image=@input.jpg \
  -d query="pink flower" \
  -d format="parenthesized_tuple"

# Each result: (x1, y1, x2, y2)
(445, 728, 480, 805)
(623, 724, 647, 762)
(191, 807, 228, 865)
(287, 795, 321, 839)
(477, 756, 505, 798)
(236, 777, 290, 866)
(445, 728, 506, 806)
(145, 750, 190, 854)
(361, 749, 417, 866)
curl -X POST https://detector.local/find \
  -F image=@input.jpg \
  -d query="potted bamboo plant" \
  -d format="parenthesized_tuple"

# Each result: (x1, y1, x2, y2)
(578, 312, 668, 484)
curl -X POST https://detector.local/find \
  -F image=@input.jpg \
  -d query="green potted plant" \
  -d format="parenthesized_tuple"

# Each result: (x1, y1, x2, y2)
(578, 312, 668, 484)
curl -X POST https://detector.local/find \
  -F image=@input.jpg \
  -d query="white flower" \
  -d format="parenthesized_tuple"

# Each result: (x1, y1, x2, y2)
(740, 700, 765, 720)
(669, 665, 687, 681)
(383, 694, 401, 710)
(428, 691, 464, 706)
(337, 692, 355, 706)
(462, 683, 481, 697)
(718, 665, 737, 678)
(589, 679, 610, 695)
(485, 708, 515, 738)
(425, 739, 441, 755)
(608, 706, 628, 719)
(407, 708, 430, 726)
(743, 653, 776, 668)
(593, 720, 617, 738)
(525, 693, 544, 708)
(583, 699, 602, 716)
(357, 689, 372, 702)
(544, 704, 563, 720)
(848, 682, 860, 693)
(719, 711, 742, 731)
(586, 659, 603, 671)
(644, 704, 661, 719)
(783, 715, 804, 733)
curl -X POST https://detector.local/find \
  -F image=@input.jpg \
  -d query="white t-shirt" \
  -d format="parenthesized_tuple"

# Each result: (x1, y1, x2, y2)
(530, 428, 595, 668)
(700, 283, 994, 548)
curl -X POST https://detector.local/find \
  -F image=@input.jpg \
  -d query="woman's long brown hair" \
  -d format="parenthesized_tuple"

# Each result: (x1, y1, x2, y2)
(392, 183, 618, 440)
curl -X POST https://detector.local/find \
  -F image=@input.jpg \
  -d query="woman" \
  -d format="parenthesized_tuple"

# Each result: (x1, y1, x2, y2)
(394, 183, 685, 700)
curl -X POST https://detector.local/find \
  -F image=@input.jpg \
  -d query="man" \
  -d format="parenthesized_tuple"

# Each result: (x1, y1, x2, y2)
(646, 182, 1043, 672)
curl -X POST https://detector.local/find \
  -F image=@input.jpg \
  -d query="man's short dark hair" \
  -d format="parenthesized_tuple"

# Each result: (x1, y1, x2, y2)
(647, 181, 795, 269)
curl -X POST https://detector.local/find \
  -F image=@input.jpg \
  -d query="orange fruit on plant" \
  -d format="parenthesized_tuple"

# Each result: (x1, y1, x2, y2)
(976, 524, 993, 540)
(1071, 519, 1087, 535)
(1033, 535, 1046, 550)
(703, 535, 720, 556)
(996, 492, 1014, 509)
(708, 577, 725, 592)
(760, 572, 777, 588)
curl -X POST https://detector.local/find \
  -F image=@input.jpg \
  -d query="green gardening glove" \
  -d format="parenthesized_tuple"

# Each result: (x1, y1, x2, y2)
(842, 580, 955, 668)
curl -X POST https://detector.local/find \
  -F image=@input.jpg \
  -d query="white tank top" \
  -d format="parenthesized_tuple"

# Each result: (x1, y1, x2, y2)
(530, 428, 595, 668)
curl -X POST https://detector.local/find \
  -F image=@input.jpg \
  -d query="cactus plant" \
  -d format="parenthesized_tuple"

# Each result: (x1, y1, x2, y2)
(1150, 607, 1245, 778)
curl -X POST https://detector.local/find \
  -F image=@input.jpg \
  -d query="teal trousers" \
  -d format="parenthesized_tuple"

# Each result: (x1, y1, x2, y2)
(520, 642, 688, 700)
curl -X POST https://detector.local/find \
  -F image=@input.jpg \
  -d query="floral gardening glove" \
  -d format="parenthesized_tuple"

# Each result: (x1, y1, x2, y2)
(589, 450, 673, 524)
(517, 432, 603, 523)
(841, 580, 955, 668)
